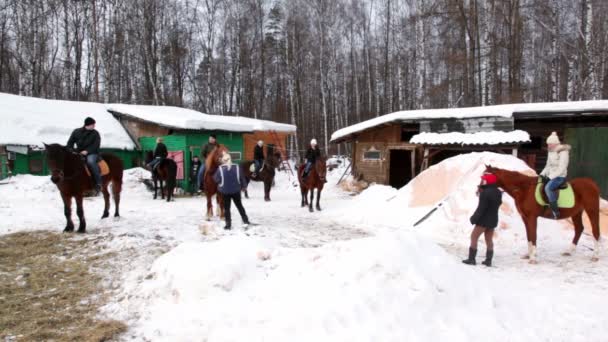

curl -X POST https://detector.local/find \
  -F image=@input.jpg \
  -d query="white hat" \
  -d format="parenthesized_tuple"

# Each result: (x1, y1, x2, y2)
(310, 139, 317, 146)
(221, 153, 232, 164)
(546, 132, 560, 145)
(258, 140, 264, 146)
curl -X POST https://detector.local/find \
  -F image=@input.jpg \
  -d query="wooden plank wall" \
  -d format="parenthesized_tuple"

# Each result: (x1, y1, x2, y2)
(352, 125, 409, 184)
(121, 118, 170, 140)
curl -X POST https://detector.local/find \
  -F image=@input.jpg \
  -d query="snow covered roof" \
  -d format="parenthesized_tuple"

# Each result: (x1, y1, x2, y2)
(410, 130, 531, 146)
(330, 100, 608, 142)
(107, 104, 296, 133)
(0, 92, 136, 149)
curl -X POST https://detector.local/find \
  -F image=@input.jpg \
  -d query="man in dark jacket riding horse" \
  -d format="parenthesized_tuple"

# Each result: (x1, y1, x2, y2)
(67, 117, 102, 194)
(252, 140, 265, 177)
(302, 138, 321, 179)
(147, 137, 168, 174)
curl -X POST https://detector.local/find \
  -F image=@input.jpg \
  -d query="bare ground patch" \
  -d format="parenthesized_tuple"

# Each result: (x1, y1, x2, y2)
(0, 231, 126, 341)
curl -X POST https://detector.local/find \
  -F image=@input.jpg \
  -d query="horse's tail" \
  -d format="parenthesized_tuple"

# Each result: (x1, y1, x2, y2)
(101, 153, 124, 191)
(165, 159, 178, 190)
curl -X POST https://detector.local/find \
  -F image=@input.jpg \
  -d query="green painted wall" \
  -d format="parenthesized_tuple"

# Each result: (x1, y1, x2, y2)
(565, 127, 608, 197)
(139, 132, 244, 192)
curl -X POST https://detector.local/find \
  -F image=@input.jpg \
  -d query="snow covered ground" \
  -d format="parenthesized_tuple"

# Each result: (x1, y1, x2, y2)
(1, 153, 608, 341)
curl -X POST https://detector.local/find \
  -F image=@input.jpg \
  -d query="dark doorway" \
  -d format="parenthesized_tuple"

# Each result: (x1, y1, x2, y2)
(389, 150, 412, 189)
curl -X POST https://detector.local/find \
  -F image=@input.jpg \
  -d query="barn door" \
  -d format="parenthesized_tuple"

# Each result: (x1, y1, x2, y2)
(565, 127, 608, 197)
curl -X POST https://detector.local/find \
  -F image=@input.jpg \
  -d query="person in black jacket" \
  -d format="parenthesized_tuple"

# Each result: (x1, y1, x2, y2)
(190, 156, 202, 193)
(462, 172, 503, 267)
(252, 140, 265, 177)
(147, 137, 168, 173)
(302, 138, 321, 178)
(213, 153, 250, 230)
(67, 117, 102, 193)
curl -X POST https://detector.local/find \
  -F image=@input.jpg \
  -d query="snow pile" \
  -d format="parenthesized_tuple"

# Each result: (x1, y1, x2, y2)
(410, 130, 530, 145)
(107, 103, 296, 133)
(0, 92, 135, 149)
(134, 230, 556, 342)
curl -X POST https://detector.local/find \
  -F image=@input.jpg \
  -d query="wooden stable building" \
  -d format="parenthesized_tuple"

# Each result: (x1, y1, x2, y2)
(331, 100, 608, 196)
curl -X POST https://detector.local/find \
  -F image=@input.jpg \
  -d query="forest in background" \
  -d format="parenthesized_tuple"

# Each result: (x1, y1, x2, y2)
(1, 0, 607, 157)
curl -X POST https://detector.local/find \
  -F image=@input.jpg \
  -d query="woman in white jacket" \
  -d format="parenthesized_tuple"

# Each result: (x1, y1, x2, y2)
(540, 132, 571, 219)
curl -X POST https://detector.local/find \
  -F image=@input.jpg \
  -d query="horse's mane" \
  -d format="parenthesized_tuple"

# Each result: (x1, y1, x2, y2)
(488, 166, 537, 188)
(205, 144, 228, 170)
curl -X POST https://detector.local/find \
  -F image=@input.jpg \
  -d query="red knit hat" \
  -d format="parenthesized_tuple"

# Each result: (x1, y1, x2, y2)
(481, 173, 497, 184)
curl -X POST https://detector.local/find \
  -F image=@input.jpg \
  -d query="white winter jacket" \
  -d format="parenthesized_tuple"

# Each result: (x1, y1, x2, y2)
(540, 144, 571, 179)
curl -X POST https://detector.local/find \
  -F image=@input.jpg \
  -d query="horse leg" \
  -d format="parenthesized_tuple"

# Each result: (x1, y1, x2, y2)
(76, 195, 86, 233)
(153, 177, 158, 200)
(113, 180, 121, 217)
(309, 187, 314, 212)
(101, 183, 110, 219)
(206, 194, 213, 220)
(166, 182, 172, 202)
(264, 180, 271, 201)
(563, 211, 584, 256)
(316, 189, 322, 211)
(62, 193, 74, 232)
(160, 179, 165, 200)
(527, 218, 539, 264)
(585, 199, 601, 261)
(301, 187, 307, 207)
(218, 193, 225, 219)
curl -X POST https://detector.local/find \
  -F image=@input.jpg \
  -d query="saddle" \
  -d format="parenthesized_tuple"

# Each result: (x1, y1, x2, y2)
(535, 177, 575, 208)
(84, 159, 110, 177)
(249, 162, 265, 173)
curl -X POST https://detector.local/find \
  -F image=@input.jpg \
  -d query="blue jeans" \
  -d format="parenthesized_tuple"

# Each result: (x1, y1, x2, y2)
(147, 157, 161, 170)
(197, 164, 206, 189)
(545, 177, 566, 203)
(254, 159, 263, 173)
(304, 161, 312, 175)
(86, 154, 102, 187)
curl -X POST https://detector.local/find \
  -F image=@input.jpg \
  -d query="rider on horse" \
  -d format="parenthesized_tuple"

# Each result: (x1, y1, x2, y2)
(252, 140, 264, 177)
(147, 137, 168, 174)
(540, 132, 571, 219)
(303, 139, 321, 179)
(66, 117, 102, 194)
(197, 134, 218, 191)
(463, 172, 503, 267)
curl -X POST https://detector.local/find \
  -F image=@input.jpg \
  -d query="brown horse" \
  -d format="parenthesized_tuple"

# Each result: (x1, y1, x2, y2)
(298, 157, 327, 212)
(203, 144, 229, 220)
(486, 165, 601, 263)
(145, 151, 177, 202)
(241, 146, 281, 201)
(44, 143, 123, 233)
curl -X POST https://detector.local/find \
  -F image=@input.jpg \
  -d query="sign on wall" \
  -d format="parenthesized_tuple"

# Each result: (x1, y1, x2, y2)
(168, 151, 184, 180)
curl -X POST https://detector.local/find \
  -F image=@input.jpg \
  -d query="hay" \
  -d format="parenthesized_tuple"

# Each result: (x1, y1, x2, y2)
(339, 178, 369, 194)
(0, 231, 126, 341)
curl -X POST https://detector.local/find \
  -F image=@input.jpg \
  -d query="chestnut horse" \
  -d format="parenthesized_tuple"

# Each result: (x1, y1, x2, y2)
(486, 165, 601, 263)
(241, 146, 281, 201)
(44, 143, 123, 233)
(145, 151, 177, 202)
(298, 157, 327, 212)
(203, 144, 228, 219)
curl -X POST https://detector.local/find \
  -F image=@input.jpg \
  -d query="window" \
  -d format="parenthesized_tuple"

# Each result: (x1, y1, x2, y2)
(363, 150, 381, 160)
(229, 152, 242, 161)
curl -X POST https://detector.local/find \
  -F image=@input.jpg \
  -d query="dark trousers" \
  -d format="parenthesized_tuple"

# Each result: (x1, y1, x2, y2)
(223, 192, 249, 225)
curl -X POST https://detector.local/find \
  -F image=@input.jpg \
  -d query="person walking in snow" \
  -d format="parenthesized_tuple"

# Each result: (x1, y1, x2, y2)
(539, 131, 570, 219)
(302, 138, 321, 179)
(197, 134, 218, 191)
(67, 117, 102, 194)
(213, 152, 250, 230)
(462, 172, 502, 267)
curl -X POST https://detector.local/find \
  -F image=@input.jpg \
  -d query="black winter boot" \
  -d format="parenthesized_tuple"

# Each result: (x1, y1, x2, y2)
(462, 248, 477, 265)
(482, 250, 494, 267)
(549, 201, 560, 219)
(224, 222, 232, 230)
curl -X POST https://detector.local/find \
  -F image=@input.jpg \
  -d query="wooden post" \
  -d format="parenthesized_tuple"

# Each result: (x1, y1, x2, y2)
(421, 147, 429, 172)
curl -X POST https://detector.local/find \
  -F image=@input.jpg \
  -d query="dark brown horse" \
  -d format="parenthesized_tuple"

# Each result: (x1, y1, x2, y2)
(241, 146, 281, 201)
(145, 151, 177, 202)
(203, 144, 229, 220)
(44, 143, 123, 233)
(486, 165, 601, 263)
(298, 157, 327, 212)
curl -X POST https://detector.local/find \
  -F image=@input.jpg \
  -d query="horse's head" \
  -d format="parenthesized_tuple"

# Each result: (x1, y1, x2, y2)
(206, 144, 229, 169)
(315, 156, 328, 182)
(44, 143, 71, 184)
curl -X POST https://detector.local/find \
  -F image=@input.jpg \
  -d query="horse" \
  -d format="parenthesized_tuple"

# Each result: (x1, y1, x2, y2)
(241, 146, 281, 201)
(485, 165, 601, 263)
(145, 151, 177, 202)
(203, 144, 229, 220)
(298, 157, 327, 212)
(44, 143, 123, 233)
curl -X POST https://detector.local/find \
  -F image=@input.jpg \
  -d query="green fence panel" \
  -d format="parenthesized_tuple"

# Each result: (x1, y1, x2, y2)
(565, 127, 608, 198)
